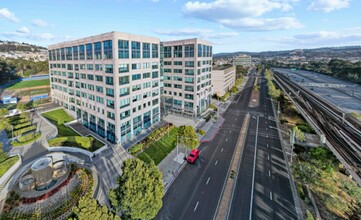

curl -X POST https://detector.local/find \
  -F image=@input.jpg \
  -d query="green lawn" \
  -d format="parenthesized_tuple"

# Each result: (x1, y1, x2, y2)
(137, 127, 178, 165)
(16, 87, 50, 96)
(42, 109, 74, 125)
(7, 79, 50, 90)
(0, 150, 19, 178)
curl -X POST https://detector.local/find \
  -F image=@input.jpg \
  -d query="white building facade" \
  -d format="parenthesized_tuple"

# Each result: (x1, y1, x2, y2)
(212, 66, 236, 97)
(161, 38, 213, 117)
(48, 32, 161, 144)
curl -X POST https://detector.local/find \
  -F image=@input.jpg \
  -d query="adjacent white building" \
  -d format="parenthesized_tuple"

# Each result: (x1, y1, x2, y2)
(161, 38, 213, 117)
(212, 65, 236, 97)
(48, 32, 161, 144)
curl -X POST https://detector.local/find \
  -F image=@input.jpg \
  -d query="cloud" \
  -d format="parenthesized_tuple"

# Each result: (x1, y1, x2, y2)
(308, 0, 350, 12)
(0, 8, 20, 23)
(17, 26, 30, 34)
(264, 29, 361, 46)
(31, 33, 55, 40)
(155, 28, 239, 39)
(2, 31, 55, 41)
(182, 0, 301, 31)
(32, 19, 48, 27)
(221, 17, 303, 31)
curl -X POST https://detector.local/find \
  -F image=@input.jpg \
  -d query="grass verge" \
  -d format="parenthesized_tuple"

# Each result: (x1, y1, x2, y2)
(137, 127, 178, 165)
(11, 132, 41, 146)
(0, 146, 19, 178)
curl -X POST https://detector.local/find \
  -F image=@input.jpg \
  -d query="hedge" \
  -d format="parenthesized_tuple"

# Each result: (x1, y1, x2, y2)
(13, 121, 32, 130)
(128, 143, 144, 154)
(197, 129, 206, 135)
(12, 125, 36, 137)
(10, 118, 29, 125)
(12, 133, 41, 146)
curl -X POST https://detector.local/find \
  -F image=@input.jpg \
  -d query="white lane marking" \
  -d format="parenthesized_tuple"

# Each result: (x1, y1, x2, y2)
(266, 128, 268, 130)
(194, 201, 199, 212)
(268, 155, 270, 161)
(270, 192, 273, 200)
(206, 177, 210, 185)
(226, 138, 228, 142)
(269, 170, 271, 177)
(215, 160, 218, 166)
(267, 144, 269, 148)
(233, 124, 235, 127)
(266, 135, 268, 138)
(221, 148, 224, 152)
(249, 116, 260, 220)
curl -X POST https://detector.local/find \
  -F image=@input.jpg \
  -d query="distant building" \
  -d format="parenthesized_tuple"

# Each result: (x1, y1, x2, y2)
(233, 55, 252, 67)
(1, 96, 17, 104)
(161, 38, 213, 117)
(211, 65, 236, 97)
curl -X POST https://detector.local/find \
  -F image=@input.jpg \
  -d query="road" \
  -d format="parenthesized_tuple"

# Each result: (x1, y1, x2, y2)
(156, 72, 298, 220)
(228, 75, 297, 220)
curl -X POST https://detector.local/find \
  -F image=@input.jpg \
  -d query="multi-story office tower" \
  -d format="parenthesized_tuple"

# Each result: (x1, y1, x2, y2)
(212, 65, 236, 97)
(161, 39, 213, 117)
(233, 55, 252, 67)
(48, 32, 161, 144)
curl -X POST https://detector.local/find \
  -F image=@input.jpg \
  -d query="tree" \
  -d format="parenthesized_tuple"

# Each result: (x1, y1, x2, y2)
(16, 103, 26, 111)
(178, 125, 199, 154)
(114, 158, 164, 220)
(108, 189, 120, 211)
(230, 86, 238, 93)
(71, 197, 120, 220)
(0, 108, 8, 117)
(293, 126, 305, 142)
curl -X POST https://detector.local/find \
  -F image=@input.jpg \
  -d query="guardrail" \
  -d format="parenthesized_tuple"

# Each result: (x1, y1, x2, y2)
(48, 146, 94, 158)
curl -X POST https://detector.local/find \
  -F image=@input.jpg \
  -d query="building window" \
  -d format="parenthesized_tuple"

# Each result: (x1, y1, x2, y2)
(152, 44, 158, 58)
(152, 71, 158, 78)
(131, 41, 141, 59)
(164, 46, 171, 58)
(66, 47, 72, 60)
(143, 43, 150, 58)
(96, 86, 103, 93)
(103, 40, 113, 59)
(174, 61, 182, 66)
(87, 74, 94, 80)
(174, 69, 182, 74)
(185, 77, 194, 83)
(185, 85, 194, 92)
(164, 61, 171, 66)
(119, 76, 129, 85)
(120, 110, 130, 120)
(198, 44, 203, 57)
(105, 64, 113, 73)
(185, 69, 194, 75)
(119, 87, 130, 97)
(106, 76, 114, 85)
(132, 74, 141, 81)
(87, 64, 94, 70)
(143, 72, 150, 78)
(119, 64, 129, 73)
(118, 40, 129, 59)
(152, 62, 158, 69)
(79, 45, 85, 60)
(120, 98, 130, 109)
(73, 46, 78, 60)
(132, 63, 141, 70)
(94, 42, 102, 59)
(95, 64, 103, 71)
(95, 75, 103, 82)
(60, 48, 65, 60)
(185, 44, 194, 57)
(185, 61, 194, 67)
(174, 45, 182, 58)
(86, 43, 93, 60)
(185, 94, 194, 100)
(107, 99, 114, 109)
(106, 88, 114, 97)
(132, 84, 141, 92)
(107, 111, 115, 120)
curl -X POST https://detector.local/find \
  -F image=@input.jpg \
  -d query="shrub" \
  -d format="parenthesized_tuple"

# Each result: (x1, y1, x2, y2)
(129, 143, 144, 155)
(10, 118, 29, 125)
(296, 122, 315, 134)
(209, 104, 218, 111)
(12, 133, 41, 146)
(12, 125, 36, 137)
(230, 86, 238, 93)
(197, 129, 206, 135)
(13, 121, 31, 130)
(48, 136, 101, 151)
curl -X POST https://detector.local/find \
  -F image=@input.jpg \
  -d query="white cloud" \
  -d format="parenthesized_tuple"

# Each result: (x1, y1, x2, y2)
(264, 29, 361, 46)
(155, 28, 239, 39)
(0, 8, 20, 23)
(2, 31, 55, 41)
(32, 19, 48, 27)
(182, 0, 301, 31)
(221, 17, 303, 31)
(31, 33, 55, 40)
(17, 26, 30, 34)
(308, 0, 350, 12)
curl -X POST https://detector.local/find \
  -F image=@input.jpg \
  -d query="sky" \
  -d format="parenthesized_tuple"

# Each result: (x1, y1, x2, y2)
(1, 0, 361, 53)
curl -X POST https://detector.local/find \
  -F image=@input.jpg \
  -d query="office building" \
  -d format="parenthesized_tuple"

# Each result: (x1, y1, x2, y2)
(48, 32, 161, 144)
(161, 38, 213, 117)
(212, 65, 236, 97)
(233, 55, 252, 67)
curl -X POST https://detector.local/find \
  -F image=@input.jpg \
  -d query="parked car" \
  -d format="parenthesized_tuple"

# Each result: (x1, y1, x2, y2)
(187, 149, 200, 164)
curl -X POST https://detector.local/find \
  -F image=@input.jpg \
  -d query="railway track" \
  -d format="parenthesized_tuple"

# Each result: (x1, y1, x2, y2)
(272, 70, 361, 183)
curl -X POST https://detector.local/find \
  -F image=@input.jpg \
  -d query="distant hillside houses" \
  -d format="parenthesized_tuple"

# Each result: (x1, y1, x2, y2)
(0, 40, 48, 61)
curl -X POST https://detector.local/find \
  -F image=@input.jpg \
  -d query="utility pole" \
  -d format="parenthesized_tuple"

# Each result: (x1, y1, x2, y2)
(290, 129, 295, 163)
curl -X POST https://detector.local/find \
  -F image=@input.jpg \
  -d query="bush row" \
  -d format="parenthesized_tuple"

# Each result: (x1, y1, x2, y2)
(12, 133, 41, 146)
(10, 118, 29, 126)
(13, 121, 32, 130)
(12, 125, 36, 137)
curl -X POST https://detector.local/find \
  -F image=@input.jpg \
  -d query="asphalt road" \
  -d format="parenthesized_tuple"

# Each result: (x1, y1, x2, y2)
(229, 75, 297, 220)
(156, 73, 297, 220)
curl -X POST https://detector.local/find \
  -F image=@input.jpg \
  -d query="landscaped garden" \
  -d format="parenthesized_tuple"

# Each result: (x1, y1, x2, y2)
(2, 112, 41, 146)
(0, 143, 19, 178)
(42, 109, 104, 152)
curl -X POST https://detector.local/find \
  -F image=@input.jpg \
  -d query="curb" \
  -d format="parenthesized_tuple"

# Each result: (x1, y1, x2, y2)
(200, 116, 225, 143)
(164, 160, 187, 193)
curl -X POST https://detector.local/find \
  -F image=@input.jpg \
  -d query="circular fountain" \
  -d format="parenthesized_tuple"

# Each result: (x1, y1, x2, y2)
(30, 157, 54, 189)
